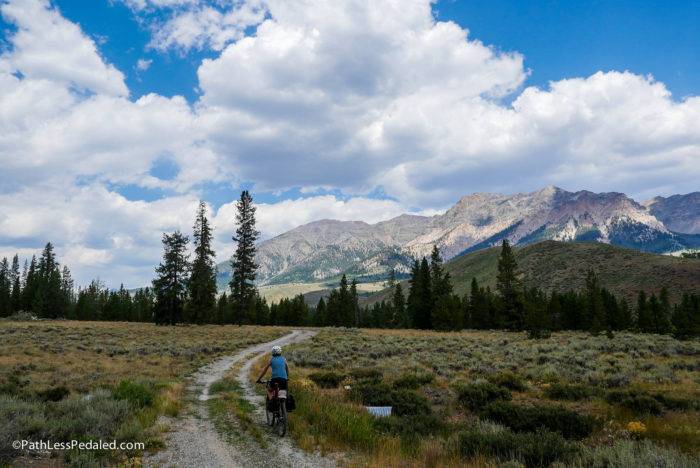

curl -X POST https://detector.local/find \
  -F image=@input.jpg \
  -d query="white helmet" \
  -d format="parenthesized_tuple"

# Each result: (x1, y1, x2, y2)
(271, 345, 282, 356)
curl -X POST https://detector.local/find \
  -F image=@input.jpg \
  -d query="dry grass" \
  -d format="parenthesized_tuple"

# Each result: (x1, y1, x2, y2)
(0, 320, 288, 465)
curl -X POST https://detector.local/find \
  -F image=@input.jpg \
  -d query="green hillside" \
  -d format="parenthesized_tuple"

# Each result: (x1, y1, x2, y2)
(366, 241, 700, 305)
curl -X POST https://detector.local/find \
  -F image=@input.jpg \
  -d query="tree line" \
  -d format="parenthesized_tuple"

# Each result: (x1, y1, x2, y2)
(0, 243, 74, 319)
(339, 240, 700, 339)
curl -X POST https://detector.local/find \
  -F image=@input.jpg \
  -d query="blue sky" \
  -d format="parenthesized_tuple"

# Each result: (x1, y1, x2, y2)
(0, 0, 698, 286)
(437, 0, 700, 99)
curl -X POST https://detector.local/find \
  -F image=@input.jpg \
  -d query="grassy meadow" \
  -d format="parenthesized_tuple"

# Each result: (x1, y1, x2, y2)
(276, 328, 700, 467)
(0, 320, 287, 466)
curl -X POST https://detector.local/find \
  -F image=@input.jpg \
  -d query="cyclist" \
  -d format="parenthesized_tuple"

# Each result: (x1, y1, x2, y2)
(256, 345, 289, 392)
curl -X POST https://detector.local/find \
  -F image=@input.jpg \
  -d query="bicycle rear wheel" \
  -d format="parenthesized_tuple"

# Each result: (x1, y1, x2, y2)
(276, 399, 287, 437)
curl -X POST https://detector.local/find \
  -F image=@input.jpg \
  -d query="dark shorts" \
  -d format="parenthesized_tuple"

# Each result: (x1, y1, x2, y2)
(269, 377, 288, 390)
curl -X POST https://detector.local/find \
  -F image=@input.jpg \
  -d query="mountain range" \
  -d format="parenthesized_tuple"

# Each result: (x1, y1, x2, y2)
(217, 186, 700, 286)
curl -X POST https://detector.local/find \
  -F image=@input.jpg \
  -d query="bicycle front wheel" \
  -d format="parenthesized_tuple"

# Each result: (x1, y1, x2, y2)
(276, 399, 287, 437)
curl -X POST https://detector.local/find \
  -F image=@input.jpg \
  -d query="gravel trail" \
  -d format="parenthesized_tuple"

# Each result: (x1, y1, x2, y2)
(143, 329, 335, 468)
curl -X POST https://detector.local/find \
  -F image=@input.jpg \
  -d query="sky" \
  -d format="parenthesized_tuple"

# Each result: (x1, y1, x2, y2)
(0, 0, 698, 288)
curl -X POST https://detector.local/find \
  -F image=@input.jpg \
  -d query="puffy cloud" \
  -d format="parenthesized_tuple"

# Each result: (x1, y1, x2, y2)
(190, 0, 700, 205)
(0, 0, 219, 193)
(195, 0, 526, 198)
(150, 1, 266, 52)
(0, 184, 200, 287)
(0, 0, 127, 96)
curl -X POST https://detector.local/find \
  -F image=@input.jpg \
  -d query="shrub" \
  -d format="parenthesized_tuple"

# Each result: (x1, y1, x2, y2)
(48, 390, 130, 440)
(572, 439, 698, 468)
(0, 396, 47, 462)
(36, 386, 70, 402)
(544, 383, 595, 401)
(488, 372, 527, 392)
(459, 428, 578, 467)
(481, 402, 596, 440)
(458, 382, 511, 411)
(374, 413, 444, 435)
(651, 393, 699, 411)
(605, 390, 663, 415)
(351, 383, 393, 406)
(113, 380, 154, 408)
(0, 373, 25, 396)
(309, 371, 344, 389)
(351, 384, 430, 416)
(392, 372, 434, 390)
(349, 368, 383, 384)
(391, 389, 431, 416)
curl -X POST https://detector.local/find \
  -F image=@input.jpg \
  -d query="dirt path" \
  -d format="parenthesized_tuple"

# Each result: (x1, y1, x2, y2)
(144, 330, 335, 468)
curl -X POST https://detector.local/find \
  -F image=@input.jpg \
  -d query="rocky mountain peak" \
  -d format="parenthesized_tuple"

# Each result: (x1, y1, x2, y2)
(216, 187, 699, 286)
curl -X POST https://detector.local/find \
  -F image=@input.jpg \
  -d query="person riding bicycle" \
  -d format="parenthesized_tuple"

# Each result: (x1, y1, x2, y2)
(256, 345, 289, 392)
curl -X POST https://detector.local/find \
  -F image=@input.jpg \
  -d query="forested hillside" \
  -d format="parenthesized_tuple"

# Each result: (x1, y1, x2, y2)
(367, 241, 700, 305)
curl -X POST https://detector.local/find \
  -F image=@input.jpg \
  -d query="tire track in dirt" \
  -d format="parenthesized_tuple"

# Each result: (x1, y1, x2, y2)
(144, 330, 335, 468)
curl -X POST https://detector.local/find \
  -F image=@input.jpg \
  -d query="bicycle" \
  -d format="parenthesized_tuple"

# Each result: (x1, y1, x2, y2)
(257, 379, 287, 437)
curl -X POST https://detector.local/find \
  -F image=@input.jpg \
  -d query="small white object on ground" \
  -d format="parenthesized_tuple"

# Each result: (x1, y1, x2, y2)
(365, 406, 392, 417)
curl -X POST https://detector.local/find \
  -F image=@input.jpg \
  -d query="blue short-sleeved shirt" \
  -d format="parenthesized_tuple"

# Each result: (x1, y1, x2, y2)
(270, 355, 287, 379)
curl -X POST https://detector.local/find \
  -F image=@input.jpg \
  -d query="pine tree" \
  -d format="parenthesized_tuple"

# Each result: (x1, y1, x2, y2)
(392, 283, 406, 328)
(433, 294, 462, 331)
(22, 256, 37, 312)
(75, 279, 105, 321)
(350, 278, 360, 326)
(36, 243, 64, 318)
(656, 287, 672, 334)
(133, 287, 154, 322)
(326, 289, 339, 326)
(524, 287, 551, 339)
(496, 239, 524, 330)
(672, 293, 700, 339)
(0, 258, 10, 316)
(216, 292, 229, 324)
(338, 274, 353, 327)
(153, 231, 190, 325)
(408, 257, 432, 329)
(618, 297, 632, 330)
(547, 292, 562, 331)
(586, 270, 605, 334)
(10, 255, 21, 313)
(188, 201, 218, 324)
(429, 246, 454, 323)
(636, 291, 652, 332)
(469, 277, 491, 329)
(230, 191, 260, 325)
(60, 265, 75, 318)
(406, 259, 420, 328)
(314, 297, 328, 326)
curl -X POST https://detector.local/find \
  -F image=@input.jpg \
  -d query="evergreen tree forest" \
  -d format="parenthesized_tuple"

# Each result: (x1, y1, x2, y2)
(1, 214, 698, 338)
(343, 239, 700, 339)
